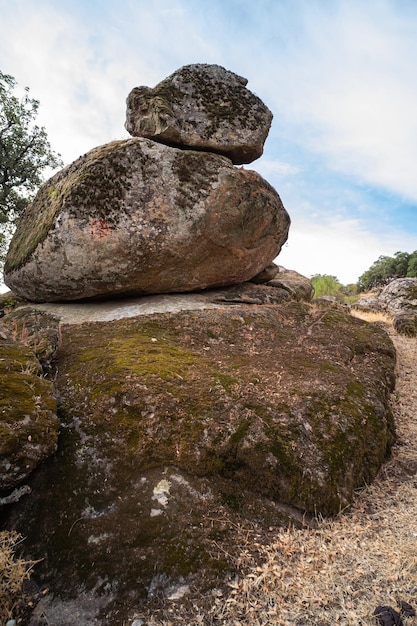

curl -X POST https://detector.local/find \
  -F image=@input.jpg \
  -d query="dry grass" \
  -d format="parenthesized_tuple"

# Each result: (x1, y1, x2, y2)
(350, 309, 393, 325)
(0, 531, 38, 623)
(142, 316, 417, 626)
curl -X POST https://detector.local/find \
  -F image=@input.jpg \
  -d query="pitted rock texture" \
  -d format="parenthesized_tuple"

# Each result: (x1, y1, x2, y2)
(393, 312, 417, 337)
(125, 63, 273, 164)
(378, 278, 417, 314)
(353, 279, 417, 314)
(4, 138, 290, 302)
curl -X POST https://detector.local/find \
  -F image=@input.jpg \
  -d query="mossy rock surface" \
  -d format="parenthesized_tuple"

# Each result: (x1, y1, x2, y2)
(50, 302, 395, 516)
(2, 300, 396, 623)
(0, 334, 58, 490)
(393, 312, 417, 336)
(4, 138, 289, 302)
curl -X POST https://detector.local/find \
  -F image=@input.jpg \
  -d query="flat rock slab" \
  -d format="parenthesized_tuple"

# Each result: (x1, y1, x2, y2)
(5, 138, 289, 302)
(125, 63, 273, 164)
(19, 292, 223, 324)
(20, 284, 292, 324)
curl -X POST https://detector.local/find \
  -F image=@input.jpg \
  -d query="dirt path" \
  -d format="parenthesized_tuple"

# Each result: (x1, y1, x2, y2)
(389, 329, 417, 475)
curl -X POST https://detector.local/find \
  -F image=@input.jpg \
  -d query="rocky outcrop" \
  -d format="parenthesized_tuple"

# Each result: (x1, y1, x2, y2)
(4, 138, 290, 302)
(268, 266, 314, 301)
(2, 299, 396, 623)
(378, 278, 417, 313)
(352, 295, 381, 312)
(125, 64, 272, 164)
(4, 63, 288, 303)
(353, 278, 417, 319)
(0, 321, 58, 490)
(393, 312, 417, 337)
(0, 63, 399, 624)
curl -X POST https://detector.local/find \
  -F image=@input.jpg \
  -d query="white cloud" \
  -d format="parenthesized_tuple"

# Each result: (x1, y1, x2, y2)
(276, 214, 416, 284)
(262, 1, 417, 202)
(256, 159, 301, 179)
(0, 1, 179, 164)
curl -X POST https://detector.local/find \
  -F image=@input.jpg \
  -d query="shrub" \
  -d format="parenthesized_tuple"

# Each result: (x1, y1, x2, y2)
(311, 274, 344, 299)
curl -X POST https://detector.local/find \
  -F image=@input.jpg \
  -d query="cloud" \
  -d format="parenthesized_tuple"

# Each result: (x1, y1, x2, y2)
(256, 159, 301, 179)
(0, 0, 201, 164)
(276, 213, 417, 284)
(258, 1, 417, 204)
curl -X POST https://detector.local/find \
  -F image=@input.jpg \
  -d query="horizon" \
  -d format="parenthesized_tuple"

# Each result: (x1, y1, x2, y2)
(1, 0, 416, 290)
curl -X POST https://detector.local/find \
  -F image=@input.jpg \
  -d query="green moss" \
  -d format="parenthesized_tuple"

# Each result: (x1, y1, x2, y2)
(109, 334, 196, 381)
(50, 302, 395, 518)
(0, 301, 397, 621)
(0, 341, 57, 462)
(214, 373, 237, 392)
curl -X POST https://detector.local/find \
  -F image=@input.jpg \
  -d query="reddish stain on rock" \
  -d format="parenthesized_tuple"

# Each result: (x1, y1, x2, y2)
(89, 218, 111, 239)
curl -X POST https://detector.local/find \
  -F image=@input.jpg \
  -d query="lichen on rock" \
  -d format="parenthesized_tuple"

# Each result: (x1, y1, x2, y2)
(125, 63, 273, 164)
(4, 139, 289, 302)
(0, 331, 58, 491)
(1, 299, 397, 623)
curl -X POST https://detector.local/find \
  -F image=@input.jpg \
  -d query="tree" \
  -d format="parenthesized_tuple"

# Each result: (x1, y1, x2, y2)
(406, 251, 417, 278)
(0, 70, 62, 265)
(358, 250, 417, 291)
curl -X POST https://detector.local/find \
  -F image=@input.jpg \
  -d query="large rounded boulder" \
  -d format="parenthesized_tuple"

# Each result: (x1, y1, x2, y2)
(4, 138, 290, 302)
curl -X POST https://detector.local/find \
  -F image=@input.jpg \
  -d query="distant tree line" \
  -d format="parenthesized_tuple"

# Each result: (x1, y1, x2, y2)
(311, 251, 417, 301)
(357, 251, 417, 291)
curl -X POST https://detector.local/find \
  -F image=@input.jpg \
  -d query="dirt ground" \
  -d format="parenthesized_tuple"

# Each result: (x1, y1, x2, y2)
(138, 312, 417, 626)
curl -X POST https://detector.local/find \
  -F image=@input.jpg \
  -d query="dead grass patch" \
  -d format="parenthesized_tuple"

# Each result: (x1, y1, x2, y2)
(0, 531, 39, 623)
(350, 309, 393, 326)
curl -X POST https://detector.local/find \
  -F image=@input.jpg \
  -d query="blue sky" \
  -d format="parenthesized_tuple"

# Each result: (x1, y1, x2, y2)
(1, 0, 416, 285)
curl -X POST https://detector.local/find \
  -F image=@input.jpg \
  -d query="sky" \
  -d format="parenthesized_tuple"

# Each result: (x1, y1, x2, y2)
(1, 0, 416, 287)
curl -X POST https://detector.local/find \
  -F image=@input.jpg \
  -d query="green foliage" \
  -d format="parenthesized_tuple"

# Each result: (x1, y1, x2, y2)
(406, 254, 417, 278)
(358, 250, 417, 291)
(0, 70, 63, 267)
(311, 274, 345, 299)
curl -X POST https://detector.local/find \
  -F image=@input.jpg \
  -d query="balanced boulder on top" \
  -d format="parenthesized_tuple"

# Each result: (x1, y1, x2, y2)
(4, 64, 289, 302)
(125, 63, 273, 164)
